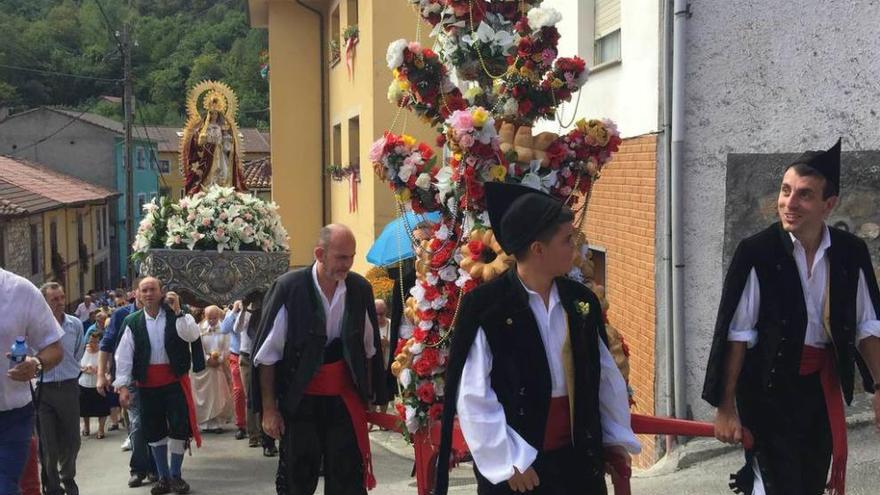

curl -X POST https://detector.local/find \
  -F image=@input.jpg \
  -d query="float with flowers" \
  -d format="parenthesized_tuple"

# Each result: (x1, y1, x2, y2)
(373, 0, 621, 439)
(132, 81, 290, 306)
(365, 4, 754, 494)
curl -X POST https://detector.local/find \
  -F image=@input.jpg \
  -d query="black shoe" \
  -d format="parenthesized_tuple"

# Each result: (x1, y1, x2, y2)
(235, 428, 247, 440)
(248, 438, 260, 448)
(150, 478, 171, 495)
(128, 473, 146, 488)
(263, 445, 278, 457)
(147, 472, 159, 483)
(169, 477, 190, 494)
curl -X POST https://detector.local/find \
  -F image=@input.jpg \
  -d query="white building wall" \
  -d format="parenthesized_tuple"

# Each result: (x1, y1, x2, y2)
(535, 0, 661, 138)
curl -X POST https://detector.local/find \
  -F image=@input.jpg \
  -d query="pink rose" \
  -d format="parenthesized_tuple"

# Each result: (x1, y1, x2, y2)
(369, 137, 386, 163)
(458, 133, 475, 149)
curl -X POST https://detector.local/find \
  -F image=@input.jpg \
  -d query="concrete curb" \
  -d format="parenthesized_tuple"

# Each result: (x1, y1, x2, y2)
(635, 411, 875, 478)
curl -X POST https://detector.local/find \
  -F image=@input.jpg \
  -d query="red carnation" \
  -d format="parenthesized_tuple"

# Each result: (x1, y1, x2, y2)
(395, 402, 406, 420)
(416, 381, 435, 404)
(418, 142, 434, 160)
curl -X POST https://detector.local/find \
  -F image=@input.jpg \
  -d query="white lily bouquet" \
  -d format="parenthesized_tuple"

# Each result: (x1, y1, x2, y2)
(132, 185, 289, 262)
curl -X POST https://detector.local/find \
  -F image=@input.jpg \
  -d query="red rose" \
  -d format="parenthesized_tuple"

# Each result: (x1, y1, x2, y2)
(436, 134, 447, 147)
(418, 142, 434, 160)
(414, 357, 434, 377)
(395, 402, 406, 420)
(421, 347, 440, 367)
(467, 240, 484, 260)
(437, 311, 454, 328)
(518, 99, 533, 115)
(428, 403, 444, 420)
(416, 381, 435, 404)
(394, 339, 407, 357)
(413, 327, 428, 343)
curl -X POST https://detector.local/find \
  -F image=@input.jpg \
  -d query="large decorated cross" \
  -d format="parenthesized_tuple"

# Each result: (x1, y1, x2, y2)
(371, 0, 622, 436)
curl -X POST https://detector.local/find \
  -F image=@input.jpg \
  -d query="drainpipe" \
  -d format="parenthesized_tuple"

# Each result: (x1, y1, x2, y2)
(661, 0, 675, 428)
(671, 0, 690, 424)
(296, 0, 329, 226)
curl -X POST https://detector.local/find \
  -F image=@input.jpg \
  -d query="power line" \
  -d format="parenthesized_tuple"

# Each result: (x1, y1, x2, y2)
(93, 0, 124, 54)
(0, 63, 123, 83)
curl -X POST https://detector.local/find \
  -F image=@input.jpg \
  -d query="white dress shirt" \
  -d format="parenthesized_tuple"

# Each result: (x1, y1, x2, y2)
(0, 268, 63, 411)
(728, 226, 880, 348)
(254, 264, 376, 366)
(457, 280, 641, 485)
(112, 308, 201, 388)
(234, 310, 254, 354)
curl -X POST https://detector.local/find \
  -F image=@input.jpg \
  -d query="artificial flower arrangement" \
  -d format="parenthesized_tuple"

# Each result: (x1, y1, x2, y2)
(132, 185, 290, 262)
(373, 0, 621, 436)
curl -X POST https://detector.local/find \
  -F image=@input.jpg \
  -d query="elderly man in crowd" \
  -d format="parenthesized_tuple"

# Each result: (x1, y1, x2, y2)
(74, 294, 98, 323)
(192, 305, 232, 433)
(39, 282, 86, 495)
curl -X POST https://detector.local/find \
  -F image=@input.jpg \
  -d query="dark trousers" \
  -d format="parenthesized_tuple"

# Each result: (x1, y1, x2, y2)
(37, 380, 80, 495)
(127, 384, 155, 476)
(239, 352, 275, 448)
(743, 372, 833, 495)
(474, 446, 607, 495)
(276, 395, 365, 495)
(0, 403, 34, 495)
(139, 382, 190, 443)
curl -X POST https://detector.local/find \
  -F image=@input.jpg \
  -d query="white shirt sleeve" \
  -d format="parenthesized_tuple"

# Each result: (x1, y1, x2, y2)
(364, 311, 376, 359)
(456, 327, 537, 485)
(112, 326, 135, 388)
(175, 314, 201, 343)
(254, 306, 288, 366)
(234, 311, 249, 334)
(25, 286, 63, 351)
(727, 268, 760, 348)
(856, 269, 880, 343)
(598, 335, 641, 453)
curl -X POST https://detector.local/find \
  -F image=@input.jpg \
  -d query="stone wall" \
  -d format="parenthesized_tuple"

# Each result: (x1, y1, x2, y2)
(1, 215, 44, 285)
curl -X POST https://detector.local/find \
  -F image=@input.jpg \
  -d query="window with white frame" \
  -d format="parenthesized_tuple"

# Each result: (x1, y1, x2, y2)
(594, 0, 621, 66)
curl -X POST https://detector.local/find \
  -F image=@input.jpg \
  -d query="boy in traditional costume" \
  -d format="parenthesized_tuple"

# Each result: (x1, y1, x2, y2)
(114, 278, 204, 495)
(703, 139, 880, 495)
(252, 224, 387, 494)
(435, 183, 640, 495)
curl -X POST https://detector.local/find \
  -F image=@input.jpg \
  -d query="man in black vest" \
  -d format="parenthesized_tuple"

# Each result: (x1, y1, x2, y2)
(435, 183, 640, 495)
(703, 139, 880, 495)
(113, 277, 204, 495)
(252, 224, 386, 495)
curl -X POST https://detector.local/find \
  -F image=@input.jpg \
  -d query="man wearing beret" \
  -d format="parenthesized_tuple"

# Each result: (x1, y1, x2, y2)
(435, 183, 640, 495)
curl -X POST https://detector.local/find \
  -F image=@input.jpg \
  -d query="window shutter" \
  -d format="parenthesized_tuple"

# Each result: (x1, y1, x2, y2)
(595, 0, 621, 39)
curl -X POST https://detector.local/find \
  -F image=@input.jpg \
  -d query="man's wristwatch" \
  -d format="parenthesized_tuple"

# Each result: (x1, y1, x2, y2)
(32, 356, 43, 375)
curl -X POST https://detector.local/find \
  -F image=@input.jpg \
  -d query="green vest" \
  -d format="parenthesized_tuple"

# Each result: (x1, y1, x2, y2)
(125, 306, 205, 383)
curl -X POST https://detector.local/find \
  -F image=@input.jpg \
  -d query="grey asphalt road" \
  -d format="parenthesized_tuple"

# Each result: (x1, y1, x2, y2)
(74, 419, 879, 494)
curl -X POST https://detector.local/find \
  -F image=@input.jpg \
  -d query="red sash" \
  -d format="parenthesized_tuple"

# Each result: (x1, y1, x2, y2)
(304, 361, 376, 490)
(800, 345, 846, 495)
(139, 364, 202, 448)
(543, 396, 572, 451)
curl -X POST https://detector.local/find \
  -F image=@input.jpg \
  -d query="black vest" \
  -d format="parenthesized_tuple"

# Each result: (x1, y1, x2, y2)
(703, 223, 877, 408)
(127, 306, 205, 383)
(256, 267, 382, 416)
(436, 269, 608, 494)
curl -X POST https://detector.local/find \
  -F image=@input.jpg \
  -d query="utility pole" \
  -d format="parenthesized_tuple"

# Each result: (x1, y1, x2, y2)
(122, 21, 134, 284)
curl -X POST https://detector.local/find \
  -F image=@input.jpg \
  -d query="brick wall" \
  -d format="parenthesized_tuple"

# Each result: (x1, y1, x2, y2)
(582, 133, 658, 466)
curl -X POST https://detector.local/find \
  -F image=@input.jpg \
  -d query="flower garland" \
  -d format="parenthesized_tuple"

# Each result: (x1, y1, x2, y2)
(386, 40, 468, 127)
(370, 131, 441, 213)
(374, 0, 622, 437)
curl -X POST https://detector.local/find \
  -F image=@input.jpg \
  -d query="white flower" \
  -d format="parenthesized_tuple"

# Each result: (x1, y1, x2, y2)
(426, 272, 439, 285)
(405, 405, 419, 433)
(399, 369, 413, 388)
(410, 342, 424, 355)
(398, 163, 416, 183)
(527, 7, 562, 30)
(435, 223, 450, 241)
(386, 39, 408, 69)
(502, 97, 519, 116)
(439, 265, 458, 282)
(415, 172, 432, 190)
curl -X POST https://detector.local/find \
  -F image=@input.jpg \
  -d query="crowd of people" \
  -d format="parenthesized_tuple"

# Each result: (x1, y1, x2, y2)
(3, 143, 879, 495)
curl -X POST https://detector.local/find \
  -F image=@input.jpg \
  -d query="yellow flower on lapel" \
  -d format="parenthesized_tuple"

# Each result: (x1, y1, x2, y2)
(576, 301, 591, 317)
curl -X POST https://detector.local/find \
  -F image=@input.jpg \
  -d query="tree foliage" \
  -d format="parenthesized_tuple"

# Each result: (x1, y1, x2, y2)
(0, 0, 269, 128)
